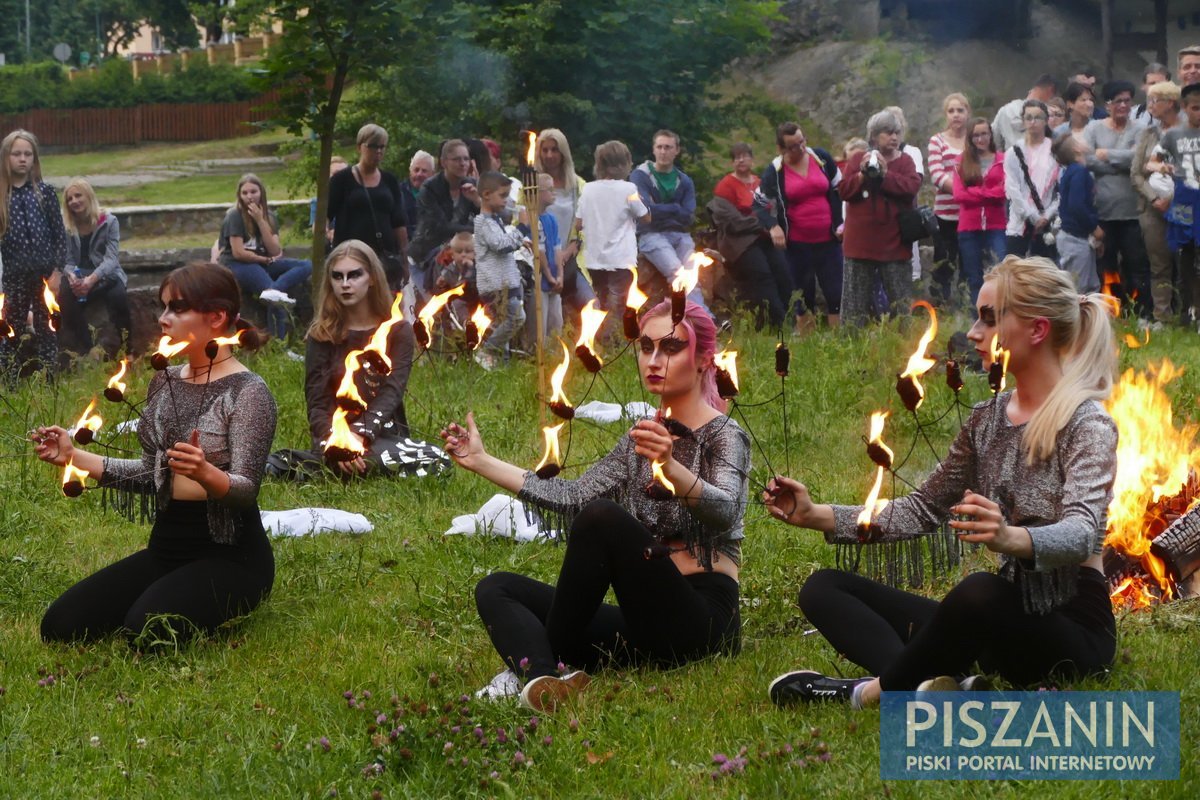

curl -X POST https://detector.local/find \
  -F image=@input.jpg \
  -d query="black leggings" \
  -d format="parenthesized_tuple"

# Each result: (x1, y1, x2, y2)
(57, 275, 132, 356)
(474, 499, 740, 680)
(728, 238, 794, 330)
(798, 568, 1116, 690)
(41, 501, 274, 646)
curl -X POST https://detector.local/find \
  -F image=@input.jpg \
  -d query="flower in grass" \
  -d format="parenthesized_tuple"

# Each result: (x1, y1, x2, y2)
(519, 657, 530, 670)
(556, 662, 566, 675)
(343, 691, 354, 700)
(361, 761, 385, 778)
(569, 719, 579, 733)
(319, 736, 331, 752)
(428, 673, 439, 688)
(376, 713, 387, 725)
(89, 736, 101, 748)
(136, 738, 147, 749)
(328, 789, 338, 798)
(543, 735, 553, 746)
(496, 728, 508, 744)
(443, 742, 454, 754)
(489, 771, 500, 780)
(361, 691, 372, 700)
(512, 751, 527, 766)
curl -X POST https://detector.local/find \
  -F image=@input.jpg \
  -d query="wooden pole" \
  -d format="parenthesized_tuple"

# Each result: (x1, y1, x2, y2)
(523, 178, 546, 429)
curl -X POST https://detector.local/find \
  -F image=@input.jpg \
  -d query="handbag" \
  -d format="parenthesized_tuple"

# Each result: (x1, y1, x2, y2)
(355, 166, 408, 291)
(898, 204, 938, 245)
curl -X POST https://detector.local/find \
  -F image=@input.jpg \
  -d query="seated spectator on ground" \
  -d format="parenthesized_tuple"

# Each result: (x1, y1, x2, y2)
(218, 173, 312, 339)
(266, 240, 450, 481)
(57, 178, 131, 359)
(327, 123, 409, 291)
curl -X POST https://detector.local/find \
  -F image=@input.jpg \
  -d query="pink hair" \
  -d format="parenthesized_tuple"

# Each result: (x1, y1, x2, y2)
(640, 300, 726, 413)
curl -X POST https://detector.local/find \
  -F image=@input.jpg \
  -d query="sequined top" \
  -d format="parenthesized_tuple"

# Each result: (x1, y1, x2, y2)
(829, 393, 1118, 613)
(100, 367, 278, 544)
(517, 416, 751, 568)
(305, 323, 414, 450)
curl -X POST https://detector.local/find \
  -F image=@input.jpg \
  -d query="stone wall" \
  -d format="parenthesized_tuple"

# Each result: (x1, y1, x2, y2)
(114, 199, 311, 239)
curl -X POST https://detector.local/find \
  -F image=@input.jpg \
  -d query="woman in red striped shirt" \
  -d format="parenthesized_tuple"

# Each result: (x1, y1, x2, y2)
(928, 93, 970, 305)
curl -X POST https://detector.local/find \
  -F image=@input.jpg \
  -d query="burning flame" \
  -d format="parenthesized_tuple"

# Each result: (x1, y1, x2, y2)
(0, 293, 13, 338)
(988, 334, 1011, 392)
(867, 411, 894, 469)
(105, 358, 128, 399)
(334, 349, 369, 411)
(1101, 272, 1121, 297)
(153, 335, 189, 360)
(73, 398, 102, 437)
(534, 422, 565, 474)
(365, 292, 405, 369)
(209, 332, 243, 348)
(549, 342, 572, 407)
(575, 299, 608, 366)
(671, 252, 712, 296)
(1103, 360, 1200, 606)
(1123, 328, 1150, 350)
(651, 460, 676, 495)
(416, 284, 466, 344)
(468, 305, 492, 349)
(61, 458, 89, 497)
(626, 267, 648, 312)
(855, 466, 890, 533)
(42, 279, 61, 331)
(525, 131, 537, 166)
(325, 407, 366, 458)
(713, 350, 739, 390)
(897, 301, 938, 409)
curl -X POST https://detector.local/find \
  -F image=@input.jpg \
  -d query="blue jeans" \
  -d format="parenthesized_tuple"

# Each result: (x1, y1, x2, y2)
(227, 258, 312, 338)
(957, 229, 1006, 309)
(637, 230, 709, 313)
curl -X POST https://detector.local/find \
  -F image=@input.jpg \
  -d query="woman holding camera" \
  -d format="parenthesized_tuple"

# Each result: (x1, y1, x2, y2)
(838, 110, 922, 326)
(766, 256, 1119, 707)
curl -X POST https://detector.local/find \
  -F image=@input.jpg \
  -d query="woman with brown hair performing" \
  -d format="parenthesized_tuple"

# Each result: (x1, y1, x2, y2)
(766, 256, 1119, 707)
(34, 263, 277, 647)
(443, 301, 750, 712)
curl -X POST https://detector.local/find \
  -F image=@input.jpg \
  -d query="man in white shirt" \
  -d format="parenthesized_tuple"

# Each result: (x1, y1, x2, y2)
(992, 73, 1058, 152)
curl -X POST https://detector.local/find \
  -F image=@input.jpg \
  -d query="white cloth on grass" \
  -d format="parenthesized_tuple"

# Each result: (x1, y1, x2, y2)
(573, 400, 657, 423)
(444, 494, 558, 542)
(261, 508, 373, 537)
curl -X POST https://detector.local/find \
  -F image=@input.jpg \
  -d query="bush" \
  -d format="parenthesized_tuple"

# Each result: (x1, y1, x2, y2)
(0, 59, 260, 114)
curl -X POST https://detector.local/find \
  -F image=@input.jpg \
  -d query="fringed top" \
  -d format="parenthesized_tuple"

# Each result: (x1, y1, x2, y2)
(828, 393, 1118, 614)
(517, 415, 751, 568)
(99, 367, 278, 544)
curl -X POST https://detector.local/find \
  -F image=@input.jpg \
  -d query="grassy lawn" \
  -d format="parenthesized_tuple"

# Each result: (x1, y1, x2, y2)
(0, 309, 1195, 798)
(42, 130, 295, 176)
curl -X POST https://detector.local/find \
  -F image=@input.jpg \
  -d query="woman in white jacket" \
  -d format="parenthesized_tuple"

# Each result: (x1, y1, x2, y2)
(1005, 99, 1061, 261)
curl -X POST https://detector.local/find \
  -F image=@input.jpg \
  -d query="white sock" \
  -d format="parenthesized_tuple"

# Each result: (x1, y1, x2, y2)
(850, 680, 868, 711)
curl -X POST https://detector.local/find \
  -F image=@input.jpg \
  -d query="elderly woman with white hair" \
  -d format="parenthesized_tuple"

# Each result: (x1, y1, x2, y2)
(400, 150, 435, 242)
(837, 109, 923, 326)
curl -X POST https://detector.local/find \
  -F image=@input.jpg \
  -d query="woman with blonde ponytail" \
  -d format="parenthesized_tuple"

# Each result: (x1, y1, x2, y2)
(764, 255, 1120, 708)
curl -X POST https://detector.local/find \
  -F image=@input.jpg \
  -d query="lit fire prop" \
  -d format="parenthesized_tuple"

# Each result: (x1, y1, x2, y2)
(671, 252, 711, 324)
(646, 459, 677, 500)
(1103, 360, 1200, 608)
(714, 350, 739, 399)
(866, 411, 893, 470)
(0, 293, 14, 338)
(895, 301, 938, 412)
(1123, 328, 1150, 350)
(525, 131, 537, 167)
(359, 292, 405, 371)
(464, 305, 492, 351)
(623, 267, 649, 340)
(987, 334, 1010, 394)
(204, 330, 244, 360)
(534, 422, 565, 479)
(574, 299, 608, 373)
(945, 357, 964, 393)
(324, 408, 367, 463)
(61, 458, 89, 498)
(413, 284, 466, 349)
(775, 342, 790, 377)
(42, 279, 61, 332)
(855, 466, 890, 543)
(150, 335, 189, 370)
(104, 358, 129, 403)
(71, 398, 103, 445)
(547, 342, 574, 420)
(334, 349, 369, 413)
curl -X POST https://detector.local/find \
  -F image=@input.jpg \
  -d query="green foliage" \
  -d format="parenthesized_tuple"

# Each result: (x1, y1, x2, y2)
(0, 0, 200, 66)
(0, 313, 1197, 797)
(0, 59, 259, 114)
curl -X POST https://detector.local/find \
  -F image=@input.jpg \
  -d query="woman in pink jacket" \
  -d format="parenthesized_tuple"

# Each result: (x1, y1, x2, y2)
(953, 118, 1007, 308)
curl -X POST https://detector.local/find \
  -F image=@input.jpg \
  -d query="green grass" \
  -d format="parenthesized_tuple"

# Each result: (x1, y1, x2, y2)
(0, 310, 1196, 798)
(43, 131, 294, 176)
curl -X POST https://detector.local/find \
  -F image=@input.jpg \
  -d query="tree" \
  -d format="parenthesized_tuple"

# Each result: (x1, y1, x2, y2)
(247, 0, 422, 292)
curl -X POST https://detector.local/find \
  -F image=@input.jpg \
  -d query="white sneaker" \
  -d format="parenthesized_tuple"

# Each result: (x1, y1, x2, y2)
(474, 669, 522, 700)
(474, 350, 499, 371)
(260, 289, 296, 305)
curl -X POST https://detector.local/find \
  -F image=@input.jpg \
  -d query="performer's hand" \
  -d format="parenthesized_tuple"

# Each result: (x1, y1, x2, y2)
(440, 411, 485, 470)
(629, 419, 673, 463)
(337, 456, 368, 476)
(950, 490, 1011, 551)
(166, 433, 215, 482)
(763, 475, 816, 527)
(31, 425, 74, 467)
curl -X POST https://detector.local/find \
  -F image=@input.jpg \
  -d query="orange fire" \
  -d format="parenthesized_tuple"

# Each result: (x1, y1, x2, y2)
(626, 267, 648, 312)
(416, 284, 466, 346)
(1103, 360, 1199, 607)
(0, 293, 14, 338)
(334, 349, 369, 411)
(714, 350, 739, 391)
(549, 341, 572, 407)
(672, 252, 712, 296)
(105, 358, 128, 400)
(575, 299, 608, 369)
(73, 398, 103, 437)
(988, 334, 1011, 392)
(534, 422, 565, 475)
(651, 459, 676, 495)
(209, 332, 243, 348)
(1101, 271, 1121, 297)
(867, 411, 894, 469)
(468, 305, 492, 349)
(1123, 328, 1150, 350)
(42, 279, 61, 331)
(897, 301, 938, 409)
(325, 407, 366, 459)
(855, 466, 890, 534)
(61, 458, 89, 497)
(152, 335, 189, 359)
(525, 131, 537, 166)
(364, 292, 405, 369)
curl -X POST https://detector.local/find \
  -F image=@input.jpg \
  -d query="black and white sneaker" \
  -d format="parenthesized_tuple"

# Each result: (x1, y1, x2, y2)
(769, 670, 868, 707)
